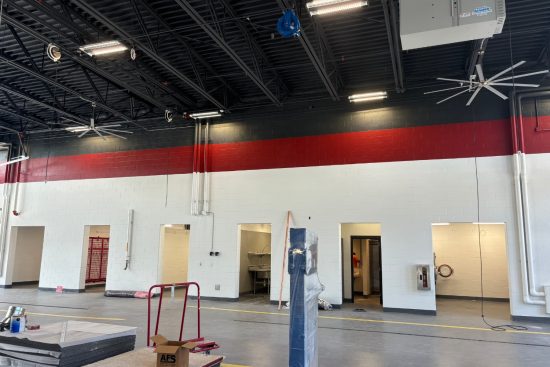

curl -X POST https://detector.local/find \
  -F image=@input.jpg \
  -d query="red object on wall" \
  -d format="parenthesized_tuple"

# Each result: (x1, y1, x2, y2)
(86, 237, 109, 283)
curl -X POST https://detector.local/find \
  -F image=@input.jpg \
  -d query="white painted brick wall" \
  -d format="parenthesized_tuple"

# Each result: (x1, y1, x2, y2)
(0, 155, 547, 317)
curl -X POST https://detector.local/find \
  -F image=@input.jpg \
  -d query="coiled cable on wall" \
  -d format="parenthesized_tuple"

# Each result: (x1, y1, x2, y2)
(437, 264, 454, 278)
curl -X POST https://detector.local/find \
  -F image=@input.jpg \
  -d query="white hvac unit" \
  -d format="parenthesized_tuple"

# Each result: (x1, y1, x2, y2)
(400, 0, 506, 50)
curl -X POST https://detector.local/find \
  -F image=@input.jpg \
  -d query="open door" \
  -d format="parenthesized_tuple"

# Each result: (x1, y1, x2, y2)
(9, 226, 45, 288)
(159, 224, 190, 284)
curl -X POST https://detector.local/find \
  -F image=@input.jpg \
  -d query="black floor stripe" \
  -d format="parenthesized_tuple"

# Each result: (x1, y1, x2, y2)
(233, 319, 550, 348)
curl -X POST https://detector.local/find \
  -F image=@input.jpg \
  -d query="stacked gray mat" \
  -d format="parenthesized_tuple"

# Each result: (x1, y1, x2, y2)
(0, 321, 136, 366)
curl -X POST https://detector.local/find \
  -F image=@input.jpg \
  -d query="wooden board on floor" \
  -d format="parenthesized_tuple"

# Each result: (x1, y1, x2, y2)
(86, 347, 223, 367)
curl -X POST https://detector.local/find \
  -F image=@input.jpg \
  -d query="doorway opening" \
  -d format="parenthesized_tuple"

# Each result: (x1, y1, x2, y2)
(432, 222, 510, 317)
(9, 226, 45, 288)
(341, 223, 382, 308)
(159, 224, 190, 285)
(238, 224, 272, 302)
(84, 225, 110, 290)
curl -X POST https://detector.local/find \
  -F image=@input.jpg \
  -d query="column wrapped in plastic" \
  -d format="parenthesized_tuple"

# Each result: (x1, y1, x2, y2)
(288, 228, 323, 367)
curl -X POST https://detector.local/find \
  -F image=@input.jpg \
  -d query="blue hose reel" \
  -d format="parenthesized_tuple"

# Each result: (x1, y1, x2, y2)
(277, 9, 301, 38)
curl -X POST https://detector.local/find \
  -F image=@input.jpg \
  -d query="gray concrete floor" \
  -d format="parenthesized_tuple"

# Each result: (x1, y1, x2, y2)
(1, 286, 550, 366)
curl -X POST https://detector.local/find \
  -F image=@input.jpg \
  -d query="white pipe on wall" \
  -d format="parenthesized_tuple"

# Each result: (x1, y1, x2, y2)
(519, 153, 545, 298)
(0, 146, 14, 276)
(124, 209, 134, 270)
(191, 123, 197, 215)
(513, 152, 545, 305)
(202, 120, 210, 215)
(191, 122, 201, 216)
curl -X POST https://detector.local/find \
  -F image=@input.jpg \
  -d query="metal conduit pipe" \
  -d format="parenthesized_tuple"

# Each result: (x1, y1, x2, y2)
(191, 122, 198, 216)
(510, 89, 550, 304)
(193, 122, 203, 216)
(123, 209, 134, 270)
(202, 120, 210, 215)
(513, 153, 545, 305)
(0, 144, 14, 276)
(519, 152, 545, 298)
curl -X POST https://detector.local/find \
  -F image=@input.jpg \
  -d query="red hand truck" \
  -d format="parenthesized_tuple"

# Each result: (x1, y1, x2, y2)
(146, 282, 219, 354)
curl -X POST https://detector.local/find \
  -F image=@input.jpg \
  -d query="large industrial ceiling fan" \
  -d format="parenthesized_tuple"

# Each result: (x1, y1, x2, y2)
(426, 61, 549, 105)
(65, 103, 133, 139)
(66, 117, 133, 139)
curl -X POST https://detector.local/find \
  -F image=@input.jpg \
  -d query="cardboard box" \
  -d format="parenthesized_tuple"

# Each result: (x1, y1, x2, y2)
(151, 335, 197, 367)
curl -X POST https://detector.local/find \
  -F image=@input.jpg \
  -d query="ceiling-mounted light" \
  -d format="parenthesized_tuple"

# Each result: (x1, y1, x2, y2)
(0, 155, 29, 166)
(307, 0, 368, 16)
(190, 110, 223, 120)
(348, 91, 387, 103)
(47, 43, 62, 62)
(79, 40, 128, 57)
(432, 223, 451, 226)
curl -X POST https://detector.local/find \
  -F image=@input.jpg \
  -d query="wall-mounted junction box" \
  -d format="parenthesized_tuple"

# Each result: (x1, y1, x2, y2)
(417, 265, 431, 291)
(400, 0, 506, 50)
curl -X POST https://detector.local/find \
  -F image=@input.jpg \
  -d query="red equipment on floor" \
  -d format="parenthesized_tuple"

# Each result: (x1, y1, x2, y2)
(86, 237, 109, 283)
(147, 282, 219, 354)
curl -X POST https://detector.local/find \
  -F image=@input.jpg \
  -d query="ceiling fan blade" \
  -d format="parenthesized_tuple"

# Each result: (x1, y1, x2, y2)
(485, 85, 508, 100)
(425, 86, 470, 95)
(466, 87, 482, 106)
(487, 60, 527, 82)
(78, 130, 91, 138)
(491, 83, 540, 88)
(492, 70, 549, 83)
(436, 88, 471, 104)
(437, 77, 471, 83)
(476, 64, 485, 82)
(101, 130, 127, 140)
(100, 128, 133, 134)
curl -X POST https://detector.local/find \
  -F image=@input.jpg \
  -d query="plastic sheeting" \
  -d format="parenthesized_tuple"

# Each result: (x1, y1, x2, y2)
(0, 321, 136, 366)
(288, 228, 323, 367)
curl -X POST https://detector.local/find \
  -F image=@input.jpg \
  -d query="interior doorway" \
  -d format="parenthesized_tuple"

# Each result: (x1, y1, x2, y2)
(9, 226, 45, 288)
(432, 222, 510, 317)
(351, 236, 382, 305)
(341, 223, 382, 307)
(159, 224, 190, 284)
(84, 225, 110, 289)
(238, 224, 272, 301)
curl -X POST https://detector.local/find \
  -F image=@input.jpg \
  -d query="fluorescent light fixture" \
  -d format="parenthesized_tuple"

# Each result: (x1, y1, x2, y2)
(349, 91, 387, 103)
(432, 223, 451, 226)
(307, 0, 368, 16)
(0, 155, 29, 166)
(190, 111, 222, 120)
(79, 41, 128, 57)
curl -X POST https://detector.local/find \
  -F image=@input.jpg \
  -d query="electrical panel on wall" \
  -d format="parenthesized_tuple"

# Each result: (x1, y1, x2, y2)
(417, 265, 432, 291)
(400, 0, 506, 50)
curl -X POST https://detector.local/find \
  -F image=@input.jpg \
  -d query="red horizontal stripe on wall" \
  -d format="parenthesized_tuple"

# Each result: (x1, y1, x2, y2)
(18, 146, 194, 183)
(13, 119, 513, 183)
(208, 119, 512, 172)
